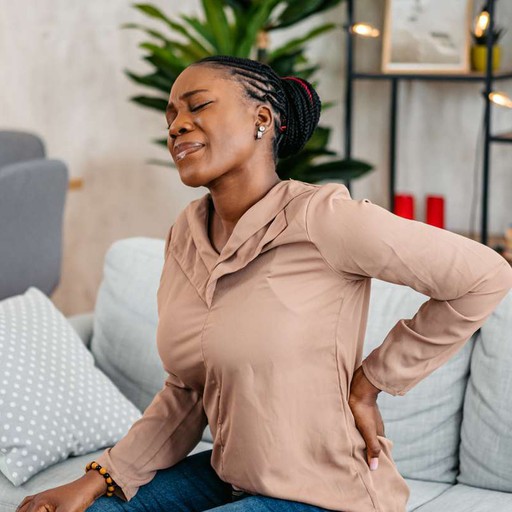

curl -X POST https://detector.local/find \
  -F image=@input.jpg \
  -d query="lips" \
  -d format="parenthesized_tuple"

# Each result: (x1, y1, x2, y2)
(174, 142, 205, 162)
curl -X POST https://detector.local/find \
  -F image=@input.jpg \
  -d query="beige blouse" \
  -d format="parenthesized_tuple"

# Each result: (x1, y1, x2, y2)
(95, 179, 512, 512)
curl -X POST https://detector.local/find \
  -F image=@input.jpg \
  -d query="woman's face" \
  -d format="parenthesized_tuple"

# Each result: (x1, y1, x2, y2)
(166, 64, 272, 188)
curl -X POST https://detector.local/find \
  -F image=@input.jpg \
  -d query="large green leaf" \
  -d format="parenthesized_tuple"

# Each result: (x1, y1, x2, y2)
(272, 0, 343, 29)
(201, 0, 232, 54)
(267, 49, 304, 75)
(124, 70, 172, 93)
(180, 15, 216, 51)
(153, 138, 169, 147)
(321, 100, 335, 110)
(121, 22, 172, 44)
(273, 0, 325, 29)
(236, 0, 282, 57)
(223, 0, 251, 12)
(162, 41, 206, 63)
(143, 55, 180, 81)
(305, 126, 331, 150)
(133, 4, 213, 55)
(140, 42, 186, 74)
(270, 23, 336, 60)
(301, 158, 373, 182)
(295, 66, 319, 81)
(130, 95, 169, 112)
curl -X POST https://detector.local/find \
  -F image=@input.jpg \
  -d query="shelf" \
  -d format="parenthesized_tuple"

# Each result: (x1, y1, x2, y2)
(344, 0, 507, 246)
(353, 69, 512, 82)
(490, 131, 512, 143)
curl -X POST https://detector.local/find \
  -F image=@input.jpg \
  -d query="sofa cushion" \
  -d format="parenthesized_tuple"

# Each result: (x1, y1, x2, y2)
(363, 278, 474, 484)
(412, 484, 512, 511)
(89, 238, 169, 412)
(403, 479, 452, 512)
(0, 287, 141, 488)
(458, 289, 512, 492)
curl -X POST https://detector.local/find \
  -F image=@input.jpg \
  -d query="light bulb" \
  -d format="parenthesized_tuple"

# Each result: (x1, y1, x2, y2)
(474, 11, 490, 38)
(350, 23, 380, 38)
(489, 91, 512, 108)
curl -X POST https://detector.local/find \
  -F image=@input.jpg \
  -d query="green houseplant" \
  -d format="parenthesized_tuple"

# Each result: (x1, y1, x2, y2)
(124, 0, 373, 183)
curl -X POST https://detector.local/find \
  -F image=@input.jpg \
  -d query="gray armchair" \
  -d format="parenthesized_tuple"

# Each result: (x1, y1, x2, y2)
(0, 130, 69, 300)
(0, 130, 45, 168)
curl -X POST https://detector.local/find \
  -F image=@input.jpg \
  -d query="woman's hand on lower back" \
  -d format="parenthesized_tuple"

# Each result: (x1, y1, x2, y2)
(348, 365, 385, 471)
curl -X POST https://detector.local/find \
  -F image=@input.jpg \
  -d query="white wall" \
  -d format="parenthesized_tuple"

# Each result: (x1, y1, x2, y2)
(1, 0, 511, 314)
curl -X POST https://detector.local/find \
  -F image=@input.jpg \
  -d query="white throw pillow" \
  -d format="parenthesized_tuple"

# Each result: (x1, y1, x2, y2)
(0, 287, 141, 486)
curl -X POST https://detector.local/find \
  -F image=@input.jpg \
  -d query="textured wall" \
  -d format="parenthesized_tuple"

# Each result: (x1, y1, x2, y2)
(1, 0, 511, 314)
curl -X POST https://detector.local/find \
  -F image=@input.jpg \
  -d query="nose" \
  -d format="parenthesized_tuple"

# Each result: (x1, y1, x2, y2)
(169, 111, 194, 139)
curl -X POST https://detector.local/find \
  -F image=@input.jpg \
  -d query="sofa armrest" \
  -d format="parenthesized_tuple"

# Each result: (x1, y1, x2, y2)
(66, 312, 94, 349)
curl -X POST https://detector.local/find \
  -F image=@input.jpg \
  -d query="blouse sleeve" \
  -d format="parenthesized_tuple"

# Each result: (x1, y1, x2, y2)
(305, 183, 512, 397)
(94, 224, 208, 502)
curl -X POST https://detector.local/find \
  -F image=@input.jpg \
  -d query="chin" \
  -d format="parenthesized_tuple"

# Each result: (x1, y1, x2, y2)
(176, 164, 215, 189)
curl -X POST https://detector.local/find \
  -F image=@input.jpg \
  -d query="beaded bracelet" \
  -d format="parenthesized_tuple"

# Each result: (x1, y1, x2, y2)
(85, 461, 119, 497)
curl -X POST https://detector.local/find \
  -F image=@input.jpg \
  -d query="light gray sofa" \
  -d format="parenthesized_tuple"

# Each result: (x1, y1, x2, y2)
(2, 237, 511, 512)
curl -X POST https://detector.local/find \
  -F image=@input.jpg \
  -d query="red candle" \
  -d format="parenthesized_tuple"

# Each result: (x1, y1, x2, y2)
(394, 193, 415, 219)
(426, 195, 445, 229)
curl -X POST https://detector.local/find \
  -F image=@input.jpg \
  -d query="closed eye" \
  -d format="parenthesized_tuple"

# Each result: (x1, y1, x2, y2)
(191, 101, 213, 112)
(166, 101, 213, 130)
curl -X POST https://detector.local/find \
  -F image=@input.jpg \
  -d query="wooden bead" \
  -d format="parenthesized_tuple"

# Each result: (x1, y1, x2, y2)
(84, 460, 119, 497)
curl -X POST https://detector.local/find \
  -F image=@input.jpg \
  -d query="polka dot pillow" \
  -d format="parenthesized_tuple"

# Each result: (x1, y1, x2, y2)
(0, 287, 141, 486)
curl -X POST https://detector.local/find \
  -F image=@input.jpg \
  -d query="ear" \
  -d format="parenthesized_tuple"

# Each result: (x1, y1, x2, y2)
(255, 105, 274, 133)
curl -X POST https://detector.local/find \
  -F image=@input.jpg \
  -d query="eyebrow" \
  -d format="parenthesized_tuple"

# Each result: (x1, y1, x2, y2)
(166, 89, 210, 113)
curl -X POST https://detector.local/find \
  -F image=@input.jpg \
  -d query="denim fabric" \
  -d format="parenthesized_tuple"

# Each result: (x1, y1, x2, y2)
(85, 449, 335, 511)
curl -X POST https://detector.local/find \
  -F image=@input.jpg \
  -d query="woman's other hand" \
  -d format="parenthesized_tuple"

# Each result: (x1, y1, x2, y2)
(349, 365, 384, 471)
(15, 469, 107, 512)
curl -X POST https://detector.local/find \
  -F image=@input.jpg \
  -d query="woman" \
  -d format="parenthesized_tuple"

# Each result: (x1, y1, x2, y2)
(16, 56, 512, 512)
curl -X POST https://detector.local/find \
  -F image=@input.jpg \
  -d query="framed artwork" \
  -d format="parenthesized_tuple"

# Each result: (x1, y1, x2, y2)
(382, 0, 473, 74)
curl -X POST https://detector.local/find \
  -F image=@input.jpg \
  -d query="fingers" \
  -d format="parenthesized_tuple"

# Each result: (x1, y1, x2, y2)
(365, 432, 382, 470)
(355, 410, 382, 469)
(348, 396, 387, 471)
(16, 496, 55, 512)
(16, 496, 34, 512)
(375, 404, 386, 437)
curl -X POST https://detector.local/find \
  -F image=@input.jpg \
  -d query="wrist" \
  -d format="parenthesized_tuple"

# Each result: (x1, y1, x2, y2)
(81, 468, 108, 500)
(361, 368, 381, 395)
(352, 364, 381, 398)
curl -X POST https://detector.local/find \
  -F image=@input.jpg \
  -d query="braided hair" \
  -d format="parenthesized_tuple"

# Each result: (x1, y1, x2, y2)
(193, 55, 321, 160)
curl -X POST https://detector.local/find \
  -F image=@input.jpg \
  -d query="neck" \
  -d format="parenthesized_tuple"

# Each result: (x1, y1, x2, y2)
(208, 171, 282, 237)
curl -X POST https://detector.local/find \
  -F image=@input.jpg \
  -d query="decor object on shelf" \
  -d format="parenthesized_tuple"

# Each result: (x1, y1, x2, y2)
(122, 0, 373, 185)
(470, 1, 506, 72)
(425, 195, 445, 228)
(393, 193, 415, 219)
(382, 0, 472, 74)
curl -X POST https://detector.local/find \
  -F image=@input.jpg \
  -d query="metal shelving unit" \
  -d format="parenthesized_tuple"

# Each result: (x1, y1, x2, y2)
(344, 0, 512, 246)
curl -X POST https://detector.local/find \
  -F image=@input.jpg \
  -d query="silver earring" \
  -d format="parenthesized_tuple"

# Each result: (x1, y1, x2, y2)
(256, 125, 266, 139)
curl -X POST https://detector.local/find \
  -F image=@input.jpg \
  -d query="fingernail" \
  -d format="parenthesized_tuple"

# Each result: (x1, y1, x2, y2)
(370, 457, 379, 471)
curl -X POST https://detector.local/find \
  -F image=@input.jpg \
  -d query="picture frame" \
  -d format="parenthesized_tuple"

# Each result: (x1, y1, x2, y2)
(382, 0, 473, 74)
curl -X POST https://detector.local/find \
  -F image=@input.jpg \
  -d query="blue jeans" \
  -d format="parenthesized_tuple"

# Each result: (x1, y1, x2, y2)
(85, 449, 335, 512)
